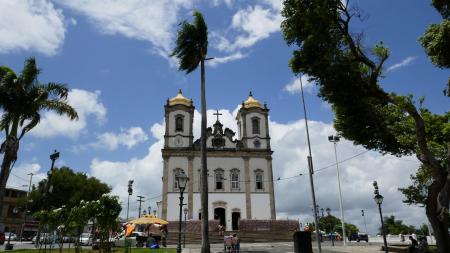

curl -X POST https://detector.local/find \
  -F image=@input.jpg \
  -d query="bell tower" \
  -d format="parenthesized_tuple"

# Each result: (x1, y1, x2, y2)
(236, 92, 270, 149)
(164, 89, 194, 148)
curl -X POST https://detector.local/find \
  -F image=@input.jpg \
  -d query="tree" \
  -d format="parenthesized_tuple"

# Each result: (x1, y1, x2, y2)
(281, 1, 449, 252)
(319, 214, 359, 236)
(25, 166, 110, 212)
(91, 195, 121, 253)
(171, 10, 211, 253)
(0, 58, 78, 225)
(381, 216, 416, 235)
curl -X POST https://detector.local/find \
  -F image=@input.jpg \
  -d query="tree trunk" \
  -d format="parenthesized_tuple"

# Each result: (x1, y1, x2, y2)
(0, 136, 19, 227)
(200, 58, 210, 253)
(426, 179, 450, 253)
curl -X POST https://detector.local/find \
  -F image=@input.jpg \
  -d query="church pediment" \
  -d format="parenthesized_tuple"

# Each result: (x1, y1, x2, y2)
(193, 120, 243, 150)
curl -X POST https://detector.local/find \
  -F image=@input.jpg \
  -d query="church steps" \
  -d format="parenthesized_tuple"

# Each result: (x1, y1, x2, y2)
(165, 231, 294, 244)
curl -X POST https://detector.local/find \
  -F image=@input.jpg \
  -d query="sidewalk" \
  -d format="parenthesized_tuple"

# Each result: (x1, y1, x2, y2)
(180, 242, 383, 253)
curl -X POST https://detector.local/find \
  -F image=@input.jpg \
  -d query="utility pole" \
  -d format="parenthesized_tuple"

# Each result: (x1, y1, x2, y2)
(137, 195, 145, 218)
(299, 75, 322, 253)
(20, 173, 34, 241)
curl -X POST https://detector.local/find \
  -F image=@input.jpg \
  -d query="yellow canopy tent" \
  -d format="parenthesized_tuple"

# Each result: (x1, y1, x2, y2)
(129, 214, 169, 225)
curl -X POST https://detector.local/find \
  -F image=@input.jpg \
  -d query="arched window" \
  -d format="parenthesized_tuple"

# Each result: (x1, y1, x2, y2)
(255, 169, 264, 190)
(215, 169, 224, 190)
(252, 117, 260, 134)
(173, 168, 185, 190)
(230, 169, 240, 190)
(175, 115, 184, 132)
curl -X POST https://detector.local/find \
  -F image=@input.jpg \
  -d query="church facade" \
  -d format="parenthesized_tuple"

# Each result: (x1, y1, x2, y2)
(161, 90, 276, 231)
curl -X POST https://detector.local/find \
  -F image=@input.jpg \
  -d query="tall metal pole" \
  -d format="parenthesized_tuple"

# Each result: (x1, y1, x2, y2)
(183, 208, 187, 248)
(378, 204, 388, 253)
(177, 191, 184, 253)
(126, 180, 133, 252)
(330, 138, 346, 245)
(299, 75, 322, 252)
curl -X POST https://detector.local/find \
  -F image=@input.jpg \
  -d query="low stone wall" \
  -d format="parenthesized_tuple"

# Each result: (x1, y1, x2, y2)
(167, 219, 298, 233)
(167, 220, 219, 232)
(239, 219, 299, 232)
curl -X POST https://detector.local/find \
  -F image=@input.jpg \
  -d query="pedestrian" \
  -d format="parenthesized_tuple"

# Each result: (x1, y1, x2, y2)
(218, 224, 224, 236)
(160, 225, 168, 247)
(417, 236, 428, 253)
(232, 233, 240, 253)
(409, 236, 418, 253)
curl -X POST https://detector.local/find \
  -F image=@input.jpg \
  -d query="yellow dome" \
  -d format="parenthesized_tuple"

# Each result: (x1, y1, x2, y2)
(169, 89, 192, 107)
(243, 92, 263, 109)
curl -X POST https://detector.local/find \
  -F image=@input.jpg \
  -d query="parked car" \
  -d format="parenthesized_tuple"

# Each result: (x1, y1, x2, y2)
(0, 232, 5, 245)
(4, 232, 17, 241)
(79, 233, 92, 246)
(348, 232, 369, 242)
(32, 234, 58, 244)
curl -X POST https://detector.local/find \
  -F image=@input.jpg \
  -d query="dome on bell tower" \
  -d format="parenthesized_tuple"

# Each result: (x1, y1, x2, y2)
(243, 91, 263, 109)
(168, 89, 192, 107)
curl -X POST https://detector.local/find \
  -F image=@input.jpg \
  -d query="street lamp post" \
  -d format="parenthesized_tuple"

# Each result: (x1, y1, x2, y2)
(328, 135, 346, 245)
(126, 180, 134, 252)
(361, 210, 368, 234)
(373, 181, 388, 253)
(183, 208, 188, 248)
(176, 171, 189, 253)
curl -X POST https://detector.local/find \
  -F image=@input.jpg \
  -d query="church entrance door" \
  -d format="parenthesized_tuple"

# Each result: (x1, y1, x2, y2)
(214, 207, 226, 227)
(232, 212, 240, 230)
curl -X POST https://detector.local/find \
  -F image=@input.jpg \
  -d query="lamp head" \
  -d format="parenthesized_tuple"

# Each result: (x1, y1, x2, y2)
(328, 135, 334, 142)
(184, 208, 188, 215)
(175, 171, 189, 192)
(50, 150, 60, 161)
(374, 194, 384, 205)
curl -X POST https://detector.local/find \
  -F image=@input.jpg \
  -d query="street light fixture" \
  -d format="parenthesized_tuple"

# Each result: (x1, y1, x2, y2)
(328, 135, 346, 245)
(373, 181, 388, 253)
(176, 171, 189, 253)
(183, 208, 188, 248)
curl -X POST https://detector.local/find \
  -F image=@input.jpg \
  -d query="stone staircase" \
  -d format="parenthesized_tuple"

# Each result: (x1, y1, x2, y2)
(166, 231, 294, 244)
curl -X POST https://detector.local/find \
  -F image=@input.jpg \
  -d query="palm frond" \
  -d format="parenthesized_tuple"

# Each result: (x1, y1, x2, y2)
(41, 100, 78, 120)
(18, 57, 40, 89)
(43, 82, 69, 99)
(18, 113, 40, 140)
(171, 11, 209, 74)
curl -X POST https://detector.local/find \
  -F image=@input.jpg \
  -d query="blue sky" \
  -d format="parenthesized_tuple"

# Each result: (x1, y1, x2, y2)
(1, 0, 448, 234)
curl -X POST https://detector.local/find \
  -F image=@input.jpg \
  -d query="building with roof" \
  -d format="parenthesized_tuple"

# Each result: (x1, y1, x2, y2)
(160, 90, 275, 231)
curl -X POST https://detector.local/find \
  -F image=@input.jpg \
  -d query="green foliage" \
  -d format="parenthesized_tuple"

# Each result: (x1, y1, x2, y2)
(26, 167, 110, 212)
(0, 57, 78, 139)
(420, 20, 450, 69)
(171, 10, 208, 73)
(380, 216, 416, 235)
(432, 0, 450, 18)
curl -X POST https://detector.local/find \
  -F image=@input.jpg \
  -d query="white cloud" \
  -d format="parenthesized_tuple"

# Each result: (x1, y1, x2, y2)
(0, 0, 67, 56)
(7, 162, 47, 190)
(31, 89, 106, 138)
(214, 5, 282, 52)
(207, 52, 248, 67)
(90, 107, 425, 233)
(96, 127, 149, 150)
(55, 0, 194, 57)
(387, 56, 416, 72)
(284, 75, 316, 94)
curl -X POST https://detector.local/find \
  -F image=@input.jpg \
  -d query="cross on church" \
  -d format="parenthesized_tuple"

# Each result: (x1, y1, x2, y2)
(213, 109, 222, 122)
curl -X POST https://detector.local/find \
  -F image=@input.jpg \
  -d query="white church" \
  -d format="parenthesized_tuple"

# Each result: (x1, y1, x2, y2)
(159, 90, 276, 231)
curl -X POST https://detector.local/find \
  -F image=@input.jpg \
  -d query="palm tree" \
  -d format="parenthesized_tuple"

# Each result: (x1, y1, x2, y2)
(0, 57, 78, 224)
(171, 11, 210, 253)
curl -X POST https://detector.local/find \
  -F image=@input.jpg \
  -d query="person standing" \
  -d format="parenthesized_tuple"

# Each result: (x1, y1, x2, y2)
(409, 236, 418, 253)
(232, 233, 240, 253)
(160, 225, 168, 247)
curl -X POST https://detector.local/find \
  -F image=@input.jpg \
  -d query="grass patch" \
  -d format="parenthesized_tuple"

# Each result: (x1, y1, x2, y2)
(7, 248, 176, 253)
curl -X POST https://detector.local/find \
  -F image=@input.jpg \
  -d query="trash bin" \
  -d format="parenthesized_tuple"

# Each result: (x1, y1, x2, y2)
(5, 243, 14, 250)
(293, 231, 312, 253)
